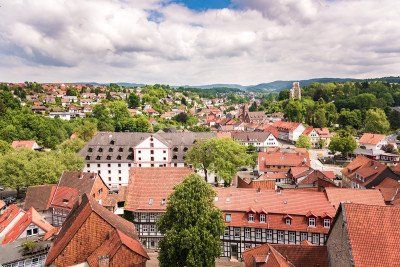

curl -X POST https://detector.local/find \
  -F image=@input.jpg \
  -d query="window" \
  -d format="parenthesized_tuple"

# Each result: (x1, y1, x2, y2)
(245, 228, 251, 238)
(312, 234, 319, 244)
(163, 157, 166, 160)
(98, 188, 103, 194)
(183, 147, 188, 152)
(285, 218, 291, 225)
(248, 213, 254, 222)
(150, 225, 156, 232)
(277, 231, 284, 242)
(172, 155, 178, 160)
(151, 150, 154, 154)
(151, 157, 154, 161)
(86, 163, 90, 168)
(86, 156, 91, 160)
(97, 164, 100, 167)
(234, 228, 240, 238)
(128, 163, 131, 167)
(150, 213, 156, 220)
(138, 150, 142, 154)
(119, 147, 123, 152)
(308, 217, 316, 227)
(225, 214, 232, 222)
(173, 147, 178, 152)
(27, 229, 32, 236)
(88, 147, 93, 152)
(151, 164, 154, 167)
(260, 214, 266, 223)
(300, 232, 308, 241)
(108, 170, 111, 174)
(163, 150, 166, 153)
(98, 148, 103, 152)
(109, 147, 113, 152)
(107, 155, 112, 160)
(267, 230, 272, 240)
(324, 219, 331, 228)
(118, 170, 121, 174)
(143, 225, 148, 233)
(224, 227, 229, 237)
(289, 232, 295, 242)
(141, 213, 147, 221)
(256, 228, 261, 239)
(118, 177, 121, 181)
(108, 163, 111, 167)
(108, 177, 111, 181)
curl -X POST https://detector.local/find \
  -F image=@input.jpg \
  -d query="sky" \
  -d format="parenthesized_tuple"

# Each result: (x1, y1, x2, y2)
(0, 0, 399, 85)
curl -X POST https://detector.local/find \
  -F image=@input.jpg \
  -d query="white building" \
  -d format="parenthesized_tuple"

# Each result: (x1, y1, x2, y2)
(231, 132, 281, 151)
(80, 131, 215, 189)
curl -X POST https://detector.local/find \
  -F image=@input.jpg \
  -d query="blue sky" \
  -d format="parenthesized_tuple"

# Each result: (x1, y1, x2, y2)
(172, 0, 231, 10)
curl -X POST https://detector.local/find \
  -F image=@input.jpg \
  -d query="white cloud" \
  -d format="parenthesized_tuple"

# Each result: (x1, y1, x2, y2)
(0, 0, 399, 85)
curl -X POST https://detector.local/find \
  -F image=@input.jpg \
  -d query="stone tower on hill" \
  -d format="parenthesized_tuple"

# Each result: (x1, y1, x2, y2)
(290, 82, 301, 100)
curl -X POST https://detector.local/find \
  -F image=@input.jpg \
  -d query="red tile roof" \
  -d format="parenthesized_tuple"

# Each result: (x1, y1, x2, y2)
(243, 242, 328, 267)
(258, 148, 310, 171)
(2, 207, 55, 244)
(215, 188, 335, 217)
(46, 194, 143, 265)
(272, 121, 302, 132)
(0, 204, 21, 234)
(324, 188, 385, 209)
(125, 167, 193, 212)
(359, 133, 386, 145)
(303, 127, 330, 137)
(87, 229, 149, 266)
(11, 140, 38, 149)
(341, 203, 400, 266)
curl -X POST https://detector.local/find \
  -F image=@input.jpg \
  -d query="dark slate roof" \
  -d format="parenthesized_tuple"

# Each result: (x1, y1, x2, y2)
(79, 131, 215, 163)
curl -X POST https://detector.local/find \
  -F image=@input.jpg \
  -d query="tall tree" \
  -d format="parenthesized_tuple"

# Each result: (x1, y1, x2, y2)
(328, 130, 357, 158)
(128, 93, 140, 108)
(185, 138, 252, 185)
(295, 135, 312, 149)
(157, 174, 224, 267)
(364, 108, 390, 134)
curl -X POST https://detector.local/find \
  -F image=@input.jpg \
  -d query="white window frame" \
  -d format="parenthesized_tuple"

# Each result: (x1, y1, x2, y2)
(324, 218, 331, 228)
(248, 213, 254, 222)
(308, 217, 316, 227)
(225, 214, 232, 222)
(260, 214, 266, 223)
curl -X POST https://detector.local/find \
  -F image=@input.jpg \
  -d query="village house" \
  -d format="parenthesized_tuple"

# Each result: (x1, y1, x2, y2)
(123, 168, 385, 260)
(303, 127, 331, 148)
(45, 194, 149, 267)
(80, 131, 215, 188)
(11, 140, 41, 150)
(0, 205, 55, 245)
(23, 171, 109, 227)
(258, 148, 310, 173)
(355, 133, 399, 163)
(358, 133, 388, 151)
(270, 121, 306, 143)
(341, 155, 400, 189)
(231, 131, 281, 151)
(326, 203, 400, 267)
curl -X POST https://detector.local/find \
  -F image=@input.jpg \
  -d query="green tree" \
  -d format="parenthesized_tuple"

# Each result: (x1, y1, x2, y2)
(128, 93, 140, 108)
(295, 135, 312, 149)
(157, 174, 224, 267)
(284, 100, 304, 122)
(0, 140, 11, 155)
(328, 130, 357, 158)
(185, 138, 252, 185)
(314, 108, 327, 128)
(364, 108, 390, 134)
(74, 120, 97, 141)
(57, 138, 86, 153)
(249, 101, 258, 112)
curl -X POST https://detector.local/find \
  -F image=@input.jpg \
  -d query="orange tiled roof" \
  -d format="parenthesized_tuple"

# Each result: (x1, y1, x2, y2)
(324, 188, 385, 209)
(2, 207, 55, 244)
(46, 194, 142, 265)
(0, 204, 21, 233)
(271, 121, 302, 132)
(125, 167, 193, 212)
(243, 242, 328, 267)
(258, 149, 310, 171)
(359, 133, 386, 145)
(341, 203, 400, 266)
(11, 140, 38, 149)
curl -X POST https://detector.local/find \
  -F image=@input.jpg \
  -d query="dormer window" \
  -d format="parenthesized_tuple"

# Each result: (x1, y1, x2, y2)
(109, 147, 113, 152)
(161, 198, 166, 205)
(173, 147, 178, 152)
(117, 155, 122, 160)
(260, 214, 266, 223)
(110, 140, 115, 145)
(129, 147, 133, 152)
(106, 155, 111, 160)
(285, 218, 292, 225)
(183, 147, 188, 152)
(98, 148, 103, 152)
(308, 217, 316, 227)
(248, 213, 254, 222)
(88, 147, 93, 152)
(172, 155, 178, 160)
(225, 213, 232, 222)
(148, 198, 154, 205)
(96, 155, 101, 160)
(86, 156, 91, 160)
(118, 147, 123, 152)
(324, 219, 331, 228)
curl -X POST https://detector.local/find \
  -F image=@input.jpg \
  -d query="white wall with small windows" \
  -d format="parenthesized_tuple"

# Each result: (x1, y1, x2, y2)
(17, 223, 45, 239)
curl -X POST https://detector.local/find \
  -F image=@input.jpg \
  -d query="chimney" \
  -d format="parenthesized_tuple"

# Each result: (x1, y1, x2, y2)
(98, 255, 110, 267)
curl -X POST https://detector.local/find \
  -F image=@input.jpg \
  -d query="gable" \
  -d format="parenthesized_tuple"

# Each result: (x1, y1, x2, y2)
(135, 136, 169, 149)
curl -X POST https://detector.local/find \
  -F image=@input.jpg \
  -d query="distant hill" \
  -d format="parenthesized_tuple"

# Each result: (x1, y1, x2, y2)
(245, 78, 357, 91)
